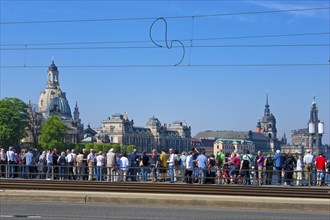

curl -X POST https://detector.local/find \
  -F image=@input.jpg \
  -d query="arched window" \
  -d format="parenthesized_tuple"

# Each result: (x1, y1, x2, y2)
(268, 133, 272, 139)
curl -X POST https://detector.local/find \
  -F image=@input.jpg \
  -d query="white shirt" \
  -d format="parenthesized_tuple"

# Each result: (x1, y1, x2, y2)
(186, 155, 192, 169)
(120, 157, 129, 171)
(296, 159, 302, 171)
(96, 155, 105, 166)
(167, 153, 175, 166)
(87, 153, 95, 163)
(6, 150, 15, 162)
(303, 154, 313, 164)
(66, 153, 75, 163)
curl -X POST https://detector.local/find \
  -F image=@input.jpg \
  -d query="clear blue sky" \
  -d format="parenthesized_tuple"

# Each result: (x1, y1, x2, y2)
(1, 0, 329, 144)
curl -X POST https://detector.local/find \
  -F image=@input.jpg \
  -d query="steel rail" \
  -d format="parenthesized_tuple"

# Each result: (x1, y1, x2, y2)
(1, 179, 329, 199)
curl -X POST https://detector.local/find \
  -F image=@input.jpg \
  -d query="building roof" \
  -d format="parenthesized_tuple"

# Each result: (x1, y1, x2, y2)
(84, 125, 97, 136)
(291, 128, 308, 134)
(214, 138, 254, 145)
(146, 116, 162, 127)
(48, 60, 58, 71)
(47, 96, 72, 119)
(194, 130, 268, 142)
(133, 127, 151, 133)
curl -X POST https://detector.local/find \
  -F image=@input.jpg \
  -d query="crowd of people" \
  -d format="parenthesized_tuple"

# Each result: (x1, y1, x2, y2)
(0, 146, 328, 186)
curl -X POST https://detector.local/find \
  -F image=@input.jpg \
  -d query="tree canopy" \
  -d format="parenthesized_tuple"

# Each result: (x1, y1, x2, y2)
(0, 97, 29, 147)
(39, 115, 67, 150)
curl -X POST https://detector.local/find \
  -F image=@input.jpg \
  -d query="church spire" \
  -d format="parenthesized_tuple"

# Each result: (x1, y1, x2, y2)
(312, 96, 316, 106)
(74, 101, 80, 121)
(264, 93, 270, 116)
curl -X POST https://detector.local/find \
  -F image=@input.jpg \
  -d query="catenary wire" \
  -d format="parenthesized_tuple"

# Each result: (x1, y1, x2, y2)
(1, 7, 329, 24)
(1, 44, 329, 50)
(0, 64, 328, 68)
(1, 32, 328, 47)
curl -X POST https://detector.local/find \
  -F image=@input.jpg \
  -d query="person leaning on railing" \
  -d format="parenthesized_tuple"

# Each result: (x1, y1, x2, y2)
(57, 152, 67, 181)
(6, 147, 15, 178)
(296, 156, 303, 186)
(283, 153, 296, 187)
(46, 149, 53, 180)
(227, 152, 240, 183)
(37, 151, 46, 179)
(303, 149, 313, 186)
(184, 151, 194, 184)
(207, 154, 216, 184)
(215, 149, 225, 185)
(315, 152, 327, 187)
(239, 155, 250, 185)
(87, 149, 95, 181)
(273, 150, 284, 185)
(264, 155, 273, 185)
(256, 151, 264, 186)
(0, 148, 7, 178)
(106, 148, 117, 182)
(150, 149, 159, 182)
(159, 149, 168, 182)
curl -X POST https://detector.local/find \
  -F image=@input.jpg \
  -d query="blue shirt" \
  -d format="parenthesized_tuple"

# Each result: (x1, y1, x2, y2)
(24, 152, 34, 165)
(273, 153, 284, 168)
(180, 155, 186, 168)
(197, 154, 208, 169)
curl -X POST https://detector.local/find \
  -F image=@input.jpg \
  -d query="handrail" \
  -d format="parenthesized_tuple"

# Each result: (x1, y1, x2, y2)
(0, 163, 328, 187)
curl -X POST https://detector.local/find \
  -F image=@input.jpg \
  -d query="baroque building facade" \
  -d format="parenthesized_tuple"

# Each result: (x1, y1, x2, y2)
(213, 139, 255, 155)
(194, 94, 287, 154)
(38, 60, 84, 143)
(101, 113, 191, 152)
(194, 130, 267, 154)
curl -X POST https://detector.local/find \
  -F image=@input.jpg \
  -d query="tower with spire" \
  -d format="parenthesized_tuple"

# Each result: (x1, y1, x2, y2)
(307, 96, 323, 150)
(255, 93, 281, 152)
(261, 93, 277, 140)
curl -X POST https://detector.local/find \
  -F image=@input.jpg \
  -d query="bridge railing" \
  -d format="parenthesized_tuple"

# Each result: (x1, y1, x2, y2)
(0, 163, 329, 186)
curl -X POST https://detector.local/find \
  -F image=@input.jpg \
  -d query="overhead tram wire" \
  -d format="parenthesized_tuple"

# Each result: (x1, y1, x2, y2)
(1, 32, 329, 47)
(1, 44, 329, 51)
(1, 64, 329, 68)
(1, 7, 329, 25)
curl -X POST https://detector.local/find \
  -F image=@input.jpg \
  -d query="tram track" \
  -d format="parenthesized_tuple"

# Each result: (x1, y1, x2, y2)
(1, 179, 329, 199)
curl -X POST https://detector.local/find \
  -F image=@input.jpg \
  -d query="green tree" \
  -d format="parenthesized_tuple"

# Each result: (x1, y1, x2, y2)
(0, 97, 29, 147)
(126, 145, 135, 153)
(39, 115, 67, 150)
(27, 102, 43, 151)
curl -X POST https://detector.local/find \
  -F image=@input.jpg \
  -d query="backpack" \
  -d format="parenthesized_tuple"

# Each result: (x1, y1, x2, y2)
(175, 156, 181, 166)
(209, 158, 216, 167)
(215, 153, 224, 166)
(266, 157, 273, 167)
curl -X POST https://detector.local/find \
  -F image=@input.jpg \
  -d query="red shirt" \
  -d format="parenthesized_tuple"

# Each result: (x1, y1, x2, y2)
(315, 156, 327, 170)
(231, 156, 240, 166)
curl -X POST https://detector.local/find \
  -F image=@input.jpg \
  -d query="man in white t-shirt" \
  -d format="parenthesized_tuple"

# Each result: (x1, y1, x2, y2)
(303, 149, 313, 186)
(87, 149, 95, 181)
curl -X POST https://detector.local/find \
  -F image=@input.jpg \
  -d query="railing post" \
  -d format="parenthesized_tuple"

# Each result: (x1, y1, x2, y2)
(51, 166, 54, 180)
(5, 163, 8, 178)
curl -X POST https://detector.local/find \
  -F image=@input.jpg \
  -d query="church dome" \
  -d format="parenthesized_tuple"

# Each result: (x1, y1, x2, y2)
(48, 96, 72, 119)
(146, 116, 161, 127)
